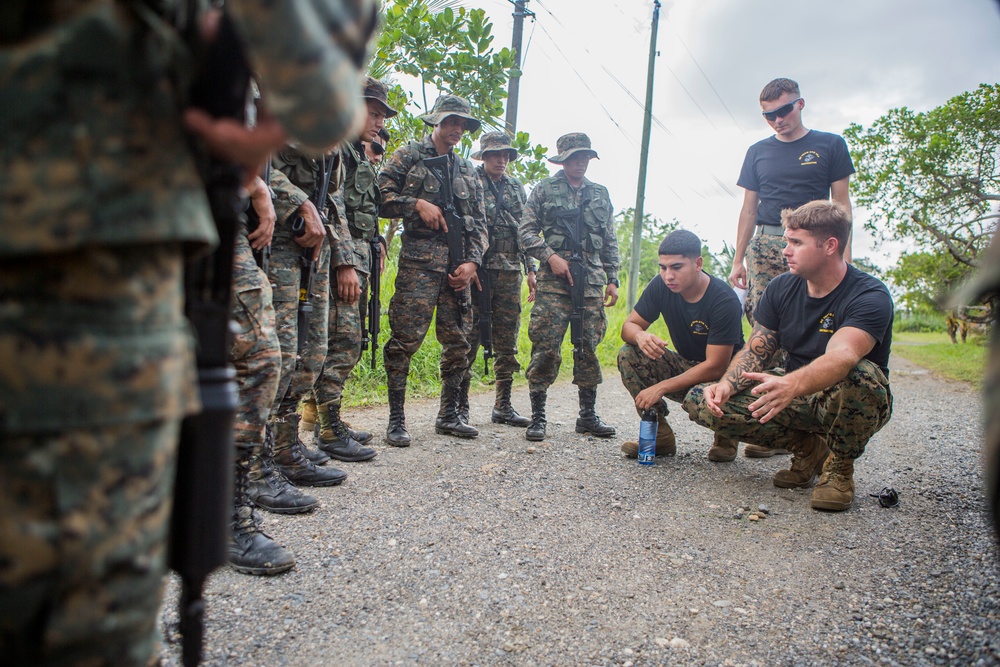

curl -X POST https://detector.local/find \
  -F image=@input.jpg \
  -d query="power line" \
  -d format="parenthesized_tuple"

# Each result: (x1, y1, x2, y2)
(665, 23, 745, 133)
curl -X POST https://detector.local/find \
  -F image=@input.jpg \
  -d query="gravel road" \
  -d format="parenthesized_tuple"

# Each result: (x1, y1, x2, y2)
(160, 355, 1000, 666)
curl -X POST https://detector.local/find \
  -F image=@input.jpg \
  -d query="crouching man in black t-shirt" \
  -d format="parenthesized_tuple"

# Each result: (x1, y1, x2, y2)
(618, 230, 745, 460)
(684, 201, 893, 511)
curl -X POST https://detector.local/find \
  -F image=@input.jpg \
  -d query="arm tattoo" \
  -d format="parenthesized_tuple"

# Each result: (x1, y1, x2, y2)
(724, 323, 780, 393)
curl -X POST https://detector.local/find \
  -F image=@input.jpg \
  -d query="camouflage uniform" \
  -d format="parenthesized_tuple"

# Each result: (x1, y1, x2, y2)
(683, 360, 893, 460)
(0, 0, 374, 661)
(617, 345, 698, 417)
(379, 137, 488, 391)
(745, 233, 786, 325)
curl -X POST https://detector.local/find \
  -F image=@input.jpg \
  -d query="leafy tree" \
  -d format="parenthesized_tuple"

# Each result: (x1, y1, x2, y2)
(845, 84, 1000, 305)
(615, 209, 678, 292)
(371, 0, 549, 185)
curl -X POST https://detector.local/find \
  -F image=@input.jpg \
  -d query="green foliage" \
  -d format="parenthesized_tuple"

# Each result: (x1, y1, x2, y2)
(893, 309, 947, 333)
(371, 0, 550, 185)
(891, 332, 988, 389)
(845, 84, 1000, 303)
(615, 208, 679, 291)
(886, 250, 969, 312)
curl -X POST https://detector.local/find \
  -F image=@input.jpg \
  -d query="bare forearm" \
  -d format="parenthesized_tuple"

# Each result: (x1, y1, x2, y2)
(734, 208, 756, 265)
(724, 325, 779, 392)
(783, 348, 860, 398)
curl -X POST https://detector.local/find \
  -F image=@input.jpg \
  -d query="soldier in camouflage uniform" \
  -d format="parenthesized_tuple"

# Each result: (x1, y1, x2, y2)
(518, 133, 621, 442)
(685, 201, 893, 512)
(266, 151, 351, 486)
(300, 77, 397, 462)
(464, 132, 537, 428)
(729, 78, 855, 459)
(0, 0, 375, 663)
(378, 95, 489, 445)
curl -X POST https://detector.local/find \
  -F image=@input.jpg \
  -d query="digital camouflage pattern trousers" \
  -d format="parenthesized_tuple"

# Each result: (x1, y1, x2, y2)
(745, 232, 787, 325)
(314, 265, 366, 408)
(683, 359, 893, 459)
(267, 223, 331, 418)
(383, 265, 472, 392)
(617, 343, 698, 419)
(466, 268, 525, 382)
(526, 290, 607, 392)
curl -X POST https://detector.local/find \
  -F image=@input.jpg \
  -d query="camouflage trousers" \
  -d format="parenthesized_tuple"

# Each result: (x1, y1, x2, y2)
(986, 322, 1000, 536)
(267, 224, 331, 417)
(745, 232, 787, 325)
(314, 267, 366, 407)
(683, 359, 893, 459)
(526, 291, 607, 391)
(384, 265, 472, 392)
(617, 343, 698, 419)
(466, 268, 524, 382)
(0, 244, 196, 666)
(230, 230, 280, 448)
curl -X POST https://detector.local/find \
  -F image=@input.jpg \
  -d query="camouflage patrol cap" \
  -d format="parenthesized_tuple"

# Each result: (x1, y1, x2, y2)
(471, 132, 519, 161)
(363, 77, 398, 118)
(421, 95, 482, 132)
(548, 132, 599, 164)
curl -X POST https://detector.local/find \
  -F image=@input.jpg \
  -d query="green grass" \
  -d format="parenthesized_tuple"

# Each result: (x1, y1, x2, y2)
(891, 331, 988, 389)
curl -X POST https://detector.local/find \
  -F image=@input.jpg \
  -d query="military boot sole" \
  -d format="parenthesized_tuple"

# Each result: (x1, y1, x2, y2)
(525, 426, 546, 441)
(386, 435, 411, 447)
(318, 442, 378, 462)
(277, 467, 347, 487)
(492, 410, 531, 427)
(810, 495, 854, 512)
(435, 425, 479, 438)
(229, 559, 295, 576)
(744, 444, 790, 458)
(575, 424, 617, 438)
(249, 495, 319, 515)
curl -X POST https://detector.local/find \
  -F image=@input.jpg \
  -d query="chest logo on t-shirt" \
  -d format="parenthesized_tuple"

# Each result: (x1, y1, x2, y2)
(799, 150, 820, 166)
(818, 312, 835, 334)
(690, 320, 709, 336)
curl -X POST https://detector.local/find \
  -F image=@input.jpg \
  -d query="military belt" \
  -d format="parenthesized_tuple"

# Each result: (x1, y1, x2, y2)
(757, 224, 784, 236)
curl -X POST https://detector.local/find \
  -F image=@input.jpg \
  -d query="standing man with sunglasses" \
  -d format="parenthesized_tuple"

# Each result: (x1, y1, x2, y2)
(729, 78, 856, 459)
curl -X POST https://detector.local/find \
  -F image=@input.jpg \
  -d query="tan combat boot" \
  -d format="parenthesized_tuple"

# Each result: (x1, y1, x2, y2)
(299, 395, 318, 442)
(744, 443, 790, 458)
(773, 434, 830, 488)
(707, 434, 739, 462)
(811, 454, 855, 511)
(621, 416, 676, 458)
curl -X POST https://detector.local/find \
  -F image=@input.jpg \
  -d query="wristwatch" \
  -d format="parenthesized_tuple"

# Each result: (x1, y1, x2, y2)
(607, 278, 620, 288)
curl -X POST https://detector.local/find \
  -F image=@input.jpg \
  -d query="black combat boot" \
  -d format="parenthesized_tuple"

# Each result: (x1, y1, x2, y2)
(435, 384, 479, 438)
(230, 446, 295, 576)
(492, 379, 530, 427)
(575, 386, 616, 438)
(249, 425, 320, 514)
(317, 401, 377, 462)
(345, 424, 374, 445)
(272, 416, 348, 487)
(386, 388, 411, 447)
(525, 390, 547, 441)
(457, 377, 471, 425)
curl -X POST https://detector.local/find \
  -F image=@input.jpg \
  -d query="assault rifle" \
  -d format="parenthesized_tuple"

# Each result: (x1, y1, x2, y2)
(171, 10, 245, 667)
(475, 266, 493, 374)
(361, 237, 382, 369)
(246, 158, 272, 274)
(422, 154, 470, 317)
(290, 155, 335, 362)
(555, 206, 587, 366)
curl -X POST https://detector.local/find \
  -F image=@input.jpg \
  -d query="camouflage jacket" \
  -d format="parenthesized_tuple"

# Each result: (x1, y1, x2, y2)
(378, 135, 488, 273)
(334, 141, 381, 276)
(272, 146, 355, 269)
(478, 166, 534, 273)
(518, 170, 619, 298)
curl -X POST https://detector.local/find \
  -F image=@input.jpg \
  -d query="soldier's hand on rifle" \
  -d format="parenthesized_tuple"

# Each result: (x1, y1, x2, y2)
(415, 199, 447, 231)
(448, 262, 478, 290)
(294, 200, 326, 260)
(247, 176, 276, 249)
(336, 266, 361, 304)
(547, 254, 573, 285)
(604, 283, 619, 307)
(703, 381, 734, 418)
(635, 330, 668, 361)
(526, 270, 537, 303)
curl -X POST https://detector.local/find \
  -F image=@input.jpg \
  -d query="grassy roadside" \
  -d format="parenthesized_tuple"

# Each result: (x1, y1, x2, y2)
(891, 331, 988, 389)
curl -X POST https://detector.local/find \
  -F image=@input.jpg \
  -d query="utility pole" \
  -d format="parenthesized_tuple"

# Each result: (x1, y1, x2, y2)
(505, 0, 533, 135)
(627, 0, 661, 311)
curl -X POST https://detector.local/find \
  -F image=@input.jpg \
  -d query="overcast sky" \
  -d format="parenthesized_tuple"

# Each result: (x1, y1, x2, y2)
(429, 0, 1000, 269)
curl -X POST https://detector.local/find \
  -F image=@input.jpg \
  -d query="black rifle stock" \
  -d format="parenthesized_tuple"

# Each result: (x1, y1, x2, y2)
(362, 238, 381, 369)
(170, 10, 246, 667)
(555, 207, 586, 366)
(290, 156, 334, 364)
(476, 266, 494, 374)
(422, 154, 470, 317)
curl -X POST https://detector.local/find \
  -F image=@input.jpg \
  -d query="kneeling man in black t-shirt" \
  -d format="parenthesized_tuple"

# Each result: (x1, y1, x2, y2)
(684, 201, 893, 511)
(618, 230, 745, 460)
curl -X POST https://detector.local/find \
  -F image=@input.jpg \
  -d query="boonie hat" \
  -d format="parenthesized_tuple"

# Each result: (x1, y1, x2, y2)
(363, 77, 398, 118)
(471, 132, 519, 161)
(548, 132, 599, 164)
(421, 95, 482, 133)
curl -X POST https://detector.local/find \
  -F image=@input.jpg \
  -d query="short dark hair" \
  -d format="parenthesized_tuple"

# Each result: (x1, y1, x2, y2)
(369, 141, 385, 156)
(783, 200, 851, 255)
(760, 78, 800, 103)
(657, 229, 702, 259)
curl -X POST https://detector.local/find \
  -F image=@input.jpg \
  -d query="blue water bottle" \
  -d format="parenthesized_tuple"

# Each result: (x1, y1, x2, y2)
(638, 408, 657, 465)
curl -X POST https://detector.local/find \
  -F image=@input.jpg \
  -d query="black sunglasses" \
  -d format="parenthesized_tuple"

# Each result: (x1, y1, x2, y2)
(762, 98, 801, 121)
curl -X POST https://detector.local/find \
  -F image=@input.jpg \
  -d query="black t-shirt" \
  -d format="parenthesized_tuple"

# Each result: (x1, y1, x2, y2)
(754, 265, 894, 376)
(737, 130, 855, 227)
(634, 273, 744, 362)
